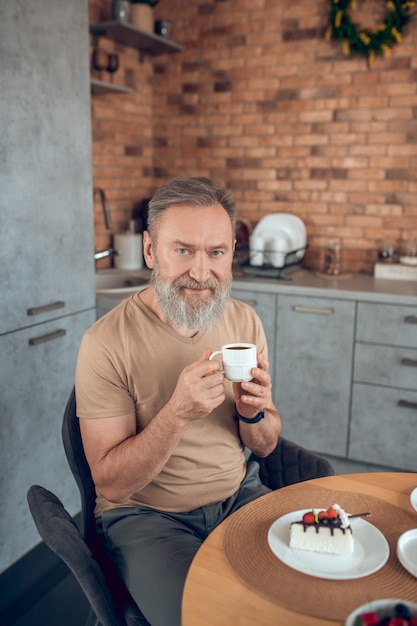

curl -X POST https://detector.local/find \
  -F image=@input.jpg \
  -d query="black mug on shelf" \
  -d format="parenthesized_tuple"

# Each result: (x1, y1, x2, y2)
(92, 48, 109, 79)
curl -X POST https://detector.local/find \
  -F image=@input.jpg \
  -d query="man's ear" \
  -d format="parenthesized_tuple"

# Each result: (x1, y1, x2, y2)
(143, 230, 155, 269)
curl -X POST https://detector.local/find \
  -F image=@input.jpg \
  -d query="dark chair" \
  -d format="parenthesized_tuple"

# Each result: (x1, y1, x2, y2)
(27, 485, 145, 626)
(61, 387, 149, 626)
(249, 436, 334, 490)
(28, 386, 334, 626)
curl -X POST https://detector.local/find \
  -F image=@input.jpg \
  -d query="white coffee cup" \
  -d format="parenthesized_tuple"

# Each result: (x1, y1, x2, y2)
(209, 343, 257, 382)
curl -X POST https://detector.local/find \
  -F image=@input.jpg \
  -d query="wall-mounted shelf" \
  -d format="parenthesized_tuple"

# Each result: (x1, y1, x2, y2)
(90, 78, 134, 95)
(90, 21, 184, 56)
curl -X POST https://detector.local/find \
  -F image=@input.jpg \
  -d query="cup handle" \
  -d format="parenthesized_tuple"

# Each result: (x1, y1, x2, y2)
(209, 350, 224, 373)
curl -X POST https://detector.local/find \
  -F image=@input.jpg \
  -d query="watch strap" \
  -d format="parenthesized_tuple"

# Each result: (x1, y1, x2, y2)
(234, 405, 265, 424)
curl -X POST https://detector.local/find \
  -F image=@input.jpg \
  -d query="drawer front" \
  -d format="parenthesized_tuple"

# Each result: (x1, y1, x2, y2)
(354, 343, 417, 390)
(349, 383, 417, 471)
(356, 302, 417, 348)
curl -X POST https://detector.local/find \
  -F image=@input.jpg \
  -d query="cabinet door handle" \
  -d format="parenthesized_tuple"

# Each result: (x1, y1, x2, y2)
(401, 357, 417, 367)
(29, 329, 66, 346)
(398, 399, 417, 410)
(404, 315, 417, 324)
(292, 305, 334, 315)
(27, 301, 65, 316)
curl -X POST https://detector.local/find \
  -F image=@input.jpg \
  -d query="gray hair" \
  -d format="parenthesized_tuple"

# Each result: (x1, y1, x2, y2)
(147, 177, 237, 235)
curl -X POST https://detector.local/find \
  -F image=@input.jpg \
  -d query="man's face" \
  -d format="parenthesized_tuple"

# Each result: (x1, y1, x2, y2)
(144, 203, 235, 333)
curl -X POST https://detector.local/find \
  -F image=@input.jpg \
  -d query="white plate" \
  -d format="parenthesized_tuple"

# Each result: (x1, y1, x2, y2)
(397, 528, 417, 578)
(345, 599, 417, 626)
(253, 214, 306, 249)
(253, 214, 307, 255)
(267, 509, 389, 580)
(410, 487, 417, 512)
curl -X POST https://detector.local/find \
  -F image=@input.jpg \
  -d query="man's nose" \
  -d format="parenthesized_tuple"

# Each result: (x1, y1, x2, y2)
(188, 253, 211, 282)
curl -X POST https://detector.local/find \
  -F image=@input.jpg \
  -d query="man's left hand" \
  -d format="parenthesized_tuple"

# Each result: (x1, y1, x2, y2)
(233, 352, 271, 419)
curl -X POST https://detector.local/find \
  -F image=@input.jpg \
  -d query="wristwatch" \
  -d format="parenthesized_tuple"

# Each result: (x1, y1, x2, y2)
(234, 405, 265, 424)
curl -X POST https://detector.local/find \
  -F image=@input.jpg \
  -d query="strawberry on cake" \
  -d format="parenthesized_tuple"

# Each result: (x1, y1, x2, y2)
(289, 504, 354, 555)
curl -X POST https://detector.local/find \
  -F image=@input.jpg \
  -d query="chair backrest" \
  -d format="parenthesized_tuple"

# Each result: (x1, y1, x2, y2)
(249, 436, 334, 490)
(27, 485, 127, 626)
(62, 387, 97, 548)
(61, 387, 149, 626)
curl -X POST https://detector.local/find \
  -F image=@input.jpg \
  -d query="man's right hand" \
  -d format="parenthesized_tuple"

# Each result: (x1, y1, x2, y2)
(168, 348, 226, 423)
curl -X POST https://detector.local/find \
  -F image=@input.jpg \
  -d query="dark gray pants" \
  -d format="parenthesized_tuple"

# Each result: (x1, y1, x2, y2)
(97, 461, 270, 626)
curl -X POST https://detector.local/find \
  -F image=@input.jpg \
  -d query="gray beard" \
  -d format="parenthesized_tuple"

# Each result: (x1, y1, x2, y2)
(151, 263, 231, 334)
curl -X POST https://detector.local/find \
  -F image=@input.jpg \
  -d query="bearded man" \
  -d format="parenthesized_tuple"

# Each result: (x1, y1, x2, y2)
(75, 177, 281, 626)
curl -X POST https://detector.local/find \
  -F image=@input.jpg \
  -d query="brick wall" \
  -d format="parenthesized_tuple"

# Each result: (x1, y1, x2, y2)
(90, 0, 417, 273)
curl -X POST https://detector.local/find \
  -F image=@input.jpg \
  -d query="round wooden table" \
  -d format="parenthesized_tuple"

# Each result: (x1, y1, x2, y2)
(182, 472, 417, 626)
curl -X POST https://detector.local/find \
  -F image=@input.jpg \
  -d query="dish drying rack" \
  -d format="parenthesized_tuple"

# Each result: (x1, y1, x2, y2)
(241, 245, 307, 279)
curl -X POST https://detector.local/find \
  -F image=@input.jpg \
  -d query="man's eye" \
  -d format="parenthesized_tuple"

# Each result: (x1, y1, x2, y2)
(178, 248, 188, 255)
(211, 250, 223, 257)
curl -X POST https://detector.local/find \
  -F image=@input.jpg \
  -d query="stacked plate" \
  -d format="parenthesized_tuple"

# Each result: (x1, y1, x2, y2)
(249, 214, 307, 268)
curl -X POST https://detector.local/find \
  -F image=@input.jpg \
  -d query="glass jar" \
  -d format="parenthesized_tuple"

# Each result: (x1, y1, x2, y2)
(399, 238, 417, 266)
(323, 241, 342, 276)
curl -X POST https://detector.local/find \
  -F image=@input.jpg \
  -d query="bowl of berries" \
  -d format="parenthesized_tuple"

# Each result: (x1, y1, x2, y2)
(345, 599, 417, 626)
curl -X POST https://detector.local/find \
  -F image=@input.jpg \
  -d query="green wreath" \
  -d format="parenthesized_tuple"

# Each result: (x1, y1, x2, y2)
(326, 0, 415, 65)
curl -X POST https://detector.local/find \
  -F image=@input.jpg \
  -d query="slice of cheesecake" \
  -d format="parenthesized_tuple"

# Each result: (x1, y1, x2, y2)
(289, 504, 354, 555)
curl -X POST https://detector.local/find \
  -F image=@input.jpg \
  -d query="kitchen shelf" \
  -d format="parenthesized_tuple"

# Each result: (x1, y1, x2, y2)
(90, 78, 134, 95)
(90, 21, 184, 56)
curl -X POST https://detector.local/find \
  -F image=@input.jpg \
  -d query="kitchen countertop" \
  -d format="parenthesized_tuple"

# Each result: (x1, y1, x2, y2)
(95, 267, 417, 307)
(231, 267, 417, 305)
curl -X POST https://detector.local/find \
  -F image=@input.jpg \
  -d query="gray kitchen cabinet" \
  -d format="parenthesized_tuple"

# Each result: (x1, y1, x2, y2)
(229, 275, 417, 472)
(0, 309, 95, 569)
(230, 288, 277, 381)
(274, 295, 356, 456)
(350, 302, 417, 470)
(0, 1, 96, 572)
(0, 2, 95, 336)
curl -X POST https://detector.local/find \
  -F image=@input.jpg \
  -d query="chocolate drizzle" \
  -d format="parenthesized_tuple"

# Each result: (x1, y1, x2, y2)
(291, 520, 352, 535)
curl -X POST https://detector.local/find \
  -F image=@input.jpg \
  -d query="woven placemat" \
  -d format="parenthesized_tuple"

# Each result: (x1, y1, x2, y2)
(224, 489, 417, 621)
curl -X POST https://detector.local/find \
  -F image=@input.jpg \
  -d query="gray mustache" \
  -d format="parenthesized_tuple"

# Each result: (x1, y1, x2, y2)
(174, 277, 219, 291)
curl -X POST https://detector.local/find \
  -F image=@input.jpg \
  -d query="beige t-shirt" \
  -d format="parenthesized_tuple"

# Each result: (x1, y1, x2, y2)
(75, 289, 267, 516)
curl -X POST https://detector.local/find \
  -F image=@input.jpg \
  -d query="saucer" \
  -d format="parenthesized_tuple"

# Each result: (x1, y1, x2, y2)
(397, 528, 417, 578)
